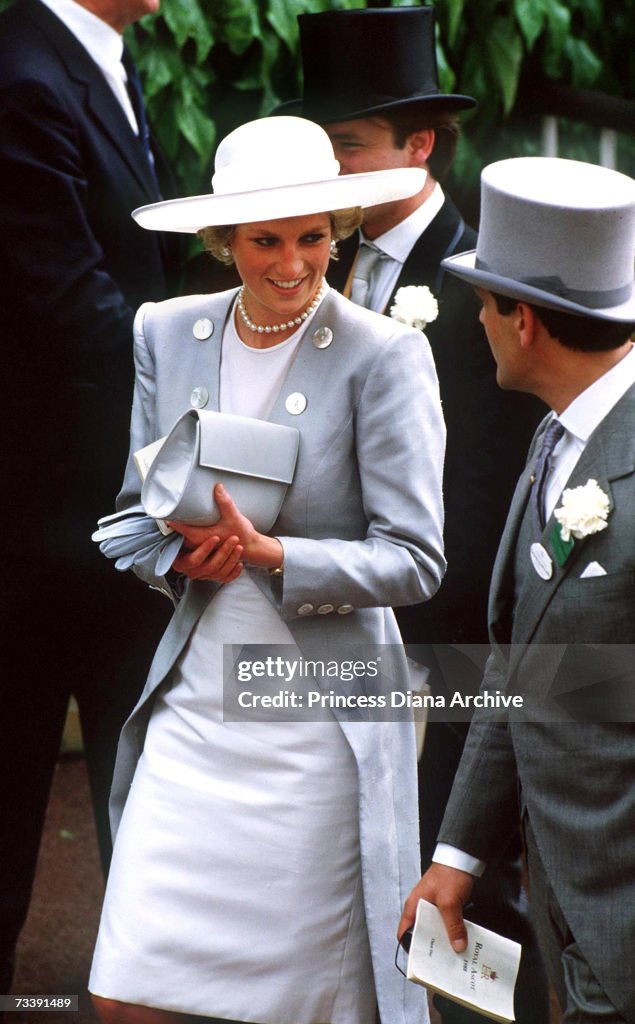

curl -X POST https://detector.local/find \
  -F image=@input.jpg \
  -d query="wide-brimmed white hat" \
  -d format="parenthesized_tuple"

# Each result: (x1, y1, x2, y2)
(133, 116, 426, 233)
(442, 157, 635, 322)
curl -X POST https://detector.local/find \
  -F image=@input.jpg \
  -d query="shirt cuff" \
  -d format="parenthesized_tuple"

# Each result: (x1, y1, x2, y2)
(433, 843, 487, 878)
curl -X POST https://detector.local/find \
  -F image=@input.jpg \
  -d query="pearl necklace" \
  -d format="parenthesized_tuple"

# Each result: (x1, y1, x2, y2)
(237, 279, 328, 335)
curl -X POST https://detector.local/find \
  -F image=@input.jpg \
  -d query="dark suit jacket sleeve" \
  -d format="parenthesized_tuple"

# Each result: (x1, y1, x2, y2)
(0, 76, 133, 386)
(436, 652, 521, 861)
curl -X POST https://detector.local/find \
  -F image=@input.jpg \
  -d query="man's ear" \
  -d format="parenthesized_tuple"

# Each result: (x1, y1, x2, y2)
(516, 302, 539, 349)
(406, 129, 435, 167)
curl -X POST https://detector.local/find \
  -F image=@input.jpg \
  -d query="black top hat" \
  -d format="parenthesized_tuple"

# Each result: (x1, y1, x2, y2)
(275, 7, 476, 124)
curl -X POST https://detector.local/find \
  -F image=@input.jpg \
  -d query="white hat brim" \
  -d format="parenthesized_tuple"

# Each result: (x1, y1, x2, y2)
(443, 250, 635, 323)
(133, 167, 426, 233)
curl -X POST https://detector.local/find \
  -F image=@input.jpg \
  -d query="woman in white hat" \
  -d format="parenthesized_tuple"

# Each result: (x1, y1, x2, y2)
(90, 116, 445, 1024)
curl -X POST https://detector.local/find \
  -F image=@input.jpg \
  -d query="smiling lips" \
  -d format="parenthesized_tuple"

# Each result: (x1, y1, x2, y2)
(270, 278, 304, 289)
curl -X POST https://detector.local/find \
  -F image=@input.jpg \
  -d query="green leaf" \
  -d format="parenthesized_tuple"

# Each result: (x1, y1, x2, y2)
(460, 41, 489, 104)
(162, 0, 214, 63)
(543, 0, 571, 76)
(435, 37, 456, 96)
(549, 524, 574, 568)
(217, 0, 261, 55)
(513, 0, 547, 50)
(564, 36, 602, 87)
(135, 45, 184, 100)
(484, 17, 524, 113)
(267, 0, 306, 52)
(176, 97, 216, 162)
(445, 0, 466, 49)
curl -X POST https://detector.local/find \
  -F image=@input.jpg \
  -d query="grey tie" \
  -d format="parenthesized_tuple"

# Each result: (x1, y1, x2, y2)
(531, 418, 565, 535)
(350, 242, 385, 308)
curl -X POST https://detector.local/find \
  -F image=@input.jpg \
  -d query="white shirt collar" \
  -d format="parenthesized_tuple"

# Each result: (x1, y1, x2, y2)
(360, 183, 445, 264)
(38, 0, 139, 131)
(558, 344, 635, 442)
(39, 0, 124, 65)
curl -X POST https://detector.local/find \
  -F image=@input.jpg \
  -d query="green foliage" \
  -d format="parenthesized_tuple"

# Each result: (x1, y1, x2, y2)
(0, 0, 632, 204)
(131, 0, 634, 201)
(127, 0, 365, 194)
(428, 0, 635, 211)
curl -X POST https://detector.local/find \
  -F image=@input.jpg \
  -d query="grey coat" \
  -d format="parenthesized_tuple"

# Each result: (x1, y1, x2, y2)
(108, 287, 446, 1024)
(439, 384, 635, 1023)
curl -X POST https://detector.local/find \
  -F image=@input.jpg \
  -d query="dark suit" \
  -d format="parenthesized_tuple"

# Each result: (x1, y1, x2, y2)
(440, 388, 635, 1022)
(328, 197, 548, 1024)
(0, 0, 180, 990)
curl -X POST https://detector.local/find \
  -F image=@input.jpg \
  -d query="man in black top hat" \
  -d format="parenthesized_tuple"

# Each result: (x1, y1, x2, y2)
(276, 8, 548, 1024)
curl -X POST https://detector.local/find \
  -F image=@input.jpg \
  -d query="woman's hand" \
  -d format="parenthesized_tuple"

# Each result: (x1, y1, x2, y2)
(171, 530, 244, 584)
(168, 483, 284, 577)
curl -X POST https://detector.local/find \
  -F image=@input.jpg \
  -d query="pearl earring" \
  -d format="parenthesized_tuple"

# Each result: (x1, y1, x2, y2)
(329, 239, 339, 260)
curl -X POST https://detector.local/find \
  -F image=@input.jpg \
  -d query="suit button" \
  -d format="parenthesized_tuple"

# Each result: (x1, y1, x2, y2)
(193, 318, 214, 340)
(337, 604, 354, 615)
(285, 392, 307, 415)
(190, 386, 209, 409)
(312, 326, 333, 349)
(297, 603, 314, 616)
(317, 604, 334, 614)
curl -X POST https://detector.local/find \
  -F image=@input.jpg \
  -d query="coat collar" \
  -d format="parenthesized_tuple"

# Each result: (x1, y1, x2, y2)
(386, 194, 469, 296)
(326, 195, 472, 303)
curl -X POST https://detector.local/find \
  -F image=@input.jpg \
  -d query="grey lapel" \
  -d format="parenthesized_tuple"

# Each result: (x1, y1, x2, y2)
(266, 291, 346, 428)
(171, 295, 235, 420)
(488, 429, 541, 646)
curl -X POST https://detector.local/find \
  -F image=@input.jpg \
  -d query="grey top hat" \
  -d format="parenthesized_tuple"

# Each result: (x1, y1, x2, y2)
(442, 157, 635, 322)
(274, 7, 476, 124)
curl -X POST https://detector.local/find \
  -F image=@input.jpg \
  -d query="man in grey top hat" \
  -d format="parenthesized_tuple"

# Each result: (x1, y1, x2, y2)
(274, 8, 547, 1024)
(400, 156, 635, 1024)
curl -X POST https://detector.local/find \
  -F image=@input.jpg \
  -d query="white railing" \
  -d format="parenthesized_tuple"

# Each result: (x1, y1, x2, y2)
(541, 114, 617, 169)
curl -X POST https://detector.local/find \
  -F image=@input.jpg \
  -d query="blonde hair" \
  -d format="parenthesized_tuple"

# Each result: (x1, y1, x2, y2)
(199, 208, 363, 265)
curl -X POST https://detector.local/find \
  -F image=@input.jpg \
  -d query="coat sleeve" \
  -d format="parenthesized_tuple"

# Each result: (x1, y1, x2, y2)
(277, 328, 446, 619)
(437, 650, 521, 861)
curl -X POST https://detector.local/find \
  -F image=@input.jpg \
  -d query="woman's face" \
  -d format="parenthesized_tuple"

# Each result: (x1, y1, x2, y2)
(230, 213, 332, 327)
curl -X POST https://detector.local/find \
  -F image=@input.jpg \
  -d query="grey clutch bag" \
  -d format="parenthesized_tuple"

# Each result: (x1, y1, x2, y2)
(140, 409, 300, 531)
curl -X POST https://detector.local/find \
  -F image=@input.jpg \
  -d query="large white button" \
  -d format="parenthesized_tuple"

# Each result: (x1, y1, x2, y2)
(317, 604, 334, 614)
(285, 392, 307, 416)
(190, 386, 209, 409)
(530, 542, 553, 580)
(312, 326, 333, 349)
(297, 603, 314, 616)
(193, 318, 214, 340)
(337, 604, 354, 615)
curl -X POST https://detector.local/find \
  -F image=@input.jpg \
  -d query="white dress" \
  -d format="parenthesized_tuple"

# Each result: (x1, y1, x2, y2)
(90, 303, 376, 1024)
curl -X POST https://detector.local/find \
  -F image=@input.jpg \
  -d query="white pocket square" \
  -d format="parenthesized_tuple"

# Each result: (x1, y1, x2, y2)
(580, 561, 607, 578)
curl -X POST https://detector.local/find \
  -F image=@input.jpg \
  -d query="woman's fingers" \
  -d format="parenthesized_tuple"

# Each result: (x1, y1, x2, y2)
(167, 520, 215, 548)
(173, 534, 243, 582)
(172, 533, 220, 573)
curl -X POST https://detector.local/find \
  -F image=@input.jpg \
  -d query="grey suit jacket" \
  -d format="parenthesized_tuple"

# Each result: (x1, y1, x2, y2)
(439, 383, 635, 1023)
(108, 287, 446, 1024)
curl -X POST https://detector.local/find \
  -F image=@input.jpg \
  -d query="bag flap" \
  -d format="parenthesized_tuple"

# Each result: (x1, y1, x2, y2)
(196, 410, 300, 484)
